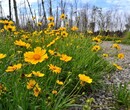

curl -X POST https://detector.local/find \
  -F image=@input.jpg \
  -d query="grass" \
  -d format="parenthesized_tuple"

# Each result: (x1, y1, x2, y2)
(0, 19, 126, 110)
(113, 83, 130, 109)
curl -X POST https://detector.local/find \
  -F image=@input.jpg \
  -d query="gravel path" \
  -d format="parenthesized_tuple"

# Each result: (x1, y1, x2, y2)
(69, 41, 130, 110)
(91, 41, 130, 110)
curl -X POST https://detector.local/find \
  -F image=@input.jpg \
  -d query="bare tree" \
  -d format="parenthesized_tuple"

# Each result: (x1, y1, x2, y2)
(41, 0, 47, 26)
(49, 0, 53, 16)
(9, 0, 12, 20)
(26, 0, 34, 19)
(55, 6, 59, 28)
(13, 0, 19, 26)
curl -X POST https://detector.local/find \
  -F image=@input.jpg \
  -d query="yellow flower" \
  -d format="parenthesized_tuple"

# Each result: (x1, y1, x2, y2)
(61, 31, 68, 37)
(27, 79, 36, 90)
(48, 64, 61, 74)
(78, 74, 92, 84)
(32, 71, 45, 77)
(48, 50, 55, 55)
(48, 22, 54, 28)
(0, 53, 6, 59)
(33, 84, 41, 97)
(92, 37, 101, 43)
(24, 47, 48, 64)
(113, 63, 123, 70)
(60, 13, 66, 19)
(71, 26, 78, 31)
(56, 80, 64, 85)
(91, 45, 101, 52)
(60, 54, 72, 62)
(112, 44, 121, 50)
(52, 90, 57, 94)
(4, 25, 16, 32)
(87, 30, 93, 34)
(59, 27, 66, 31)
(48, 16, 54, 21)
(47, 40, 55, 47)
(14, 40, 30, 48)
(32, 16, 36, 20)
(6, 63, 22, 72)
(25, 73, 32, 78)
(37, 22, 42, 26)
(118, 53, 124, 59)
(102, 53, 109, 57)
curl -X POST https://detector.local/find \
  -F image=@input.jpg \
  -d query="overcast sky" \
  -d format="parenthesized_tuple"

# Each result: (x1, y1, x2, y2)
(1, 0, 130, 18)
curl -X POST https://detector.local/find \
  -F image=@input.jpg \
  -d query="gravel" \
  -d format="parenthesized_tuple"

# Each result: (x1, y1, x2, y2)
(68, 41, 130, 110)
(90, 41, 130, 110)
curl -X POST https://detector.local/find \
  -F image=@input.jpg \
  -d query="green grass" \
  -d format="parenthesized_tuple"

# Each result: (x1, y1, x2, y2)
(0, 26, 115, 110)
(113, 83, 130, 109)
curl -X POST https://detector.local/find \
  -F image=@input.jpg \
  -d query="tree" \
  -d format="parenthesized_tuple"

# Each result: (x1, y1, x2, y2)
(13, 0, 19, 26)
(41, 0, 47, 26)
(49, 0, 53, 16)
(9, 0, 12, 20)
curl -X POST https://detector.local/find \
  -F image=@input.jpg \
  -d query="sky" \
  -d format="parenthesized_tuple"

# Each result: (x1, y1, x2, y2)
(0, 0, 130, 19)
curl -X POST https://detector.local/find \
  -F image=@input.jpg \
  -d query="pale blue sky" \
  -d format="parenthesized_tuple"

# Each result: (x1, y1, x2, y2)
(1, 0, 130, 18)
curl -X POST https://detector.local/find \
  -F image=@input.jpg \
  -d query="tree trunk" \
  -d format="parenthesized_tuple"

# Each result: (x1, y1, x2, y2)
(49, 0, 53, 16)
(9, 0, 12, 20)
(41, 0, 47, 26)
(13, 0, 19, 26)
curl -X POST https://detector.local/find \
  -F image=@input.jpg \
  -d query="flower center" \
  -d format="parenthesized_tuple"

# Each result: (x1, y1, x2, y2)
(33, 54, 41, 60)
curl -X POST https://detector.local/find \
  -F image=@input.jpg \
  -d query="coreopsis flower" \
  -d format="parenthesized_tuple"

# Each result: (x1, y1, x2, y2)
(48, 22, 54, 28)
(91, 45, 101, 52)
(113, 63, 123, 70)
(33, 84, 41, 97)
(0, 53, 6, 59)
(59, 27, 66, 31)
(102, 53, 109, 57)
(25, 73, 32, 78)
(47, 16, 54, 21)
(14, 32, 19, 35)
(118, 53, 124, 59)
(14, 40, 30, 48)
(52, 90, 57, 94)
(3, 20, 10, 25)
(78, 74, 92, 84)
(47, 40, 55, 47)
(4, 25, 16, 32)
(6, 63, 22, 72)
(87, 30, 93, 34)
(27, 79, 36, 90)
(32, 71, 45, 77)
(92, 37, 101, 43)
(24, 47, 48, 64)
(21, 35, 29, 39)
(71, 26, 78, 31)
(32, 16, 36, 20)
(112, 44, 121, 50)
(56, 80, 64, 85)
(61, 31, 68, 37)
(48, 50, 55, 55)
(48, 64, 61, 74)
(60, 54, 72, 62)
(60, 13, 66, 19)
(37, 22, 42, 26)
